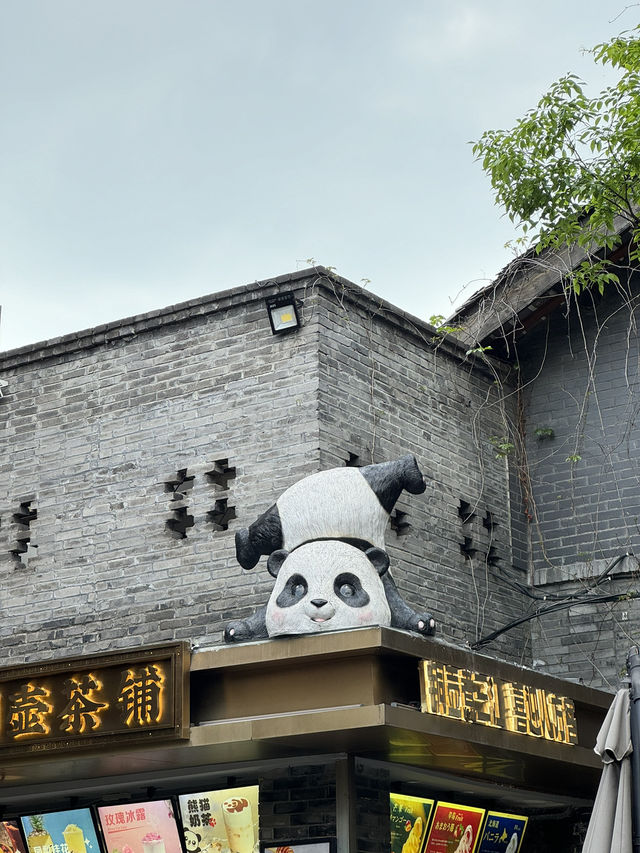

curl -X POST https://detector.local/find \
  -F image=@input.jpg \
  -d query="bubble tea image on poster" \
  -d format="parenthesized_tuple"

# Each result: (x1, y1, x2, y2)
(178, 786, 259, 853)
(97, 800, 183, 853)
(0, 821, 27, 853)
(20, 810, 101, 853)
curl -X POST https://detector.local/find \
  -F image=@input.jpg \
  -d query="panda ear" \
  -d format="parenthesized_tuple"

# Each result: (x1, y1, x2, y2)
(267, 549, 289, 577)
(365, 547, 389, 576)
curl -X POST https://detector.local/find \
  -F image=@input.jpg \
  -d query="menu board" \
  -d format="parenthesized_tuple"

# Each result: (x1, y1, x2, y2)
(476, 812, 528, 853)
(0, 821, 27, 853)
(178, 786, 259, 853)
(97, 800, 183, 853)
(423, 802, 485, 853)
(390, 793, 434, 853)
(20, 809, 101, 853)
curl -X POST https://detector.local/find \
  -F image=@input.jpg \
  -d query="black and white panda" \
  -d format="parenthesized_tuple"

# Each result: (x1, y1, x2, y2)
(224, 453, 436, 643)
(265, 541, 391, 636)
(183, 831, 203, 853)
(235, 454, 426, 569)
(225, 540, 435, 641)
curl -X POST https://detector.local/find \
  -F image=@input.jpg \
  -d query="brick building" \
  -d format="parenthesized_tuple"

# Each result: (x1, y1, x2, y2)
(0, 268, 527, 663)
(0, 268, 613, 852)
(451, 235, 640, 690)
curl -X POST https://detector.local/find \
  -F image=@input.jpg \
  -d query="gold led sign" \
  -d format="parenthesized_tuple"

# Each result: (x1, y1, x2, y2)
(0, 643, 189, 757)
(419, 660, 578, 745)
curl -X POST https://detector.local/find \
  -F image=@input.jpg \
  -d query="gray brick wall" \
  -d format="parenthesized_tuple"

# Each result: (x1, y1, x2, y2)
(260, 763, 336, 844)
(517, 279, 640, 688)
(0, 271, 528, 666)
(315, 285, 527, 659)
(355, 761, 390, 853)
(526, 558, 638, 689)
(0, 276, 322, 662)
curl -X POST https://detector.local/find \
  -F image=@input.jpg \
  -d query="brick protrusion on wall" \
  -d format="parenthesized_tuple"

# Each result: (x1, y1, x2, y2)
(10, 497, 38, 566)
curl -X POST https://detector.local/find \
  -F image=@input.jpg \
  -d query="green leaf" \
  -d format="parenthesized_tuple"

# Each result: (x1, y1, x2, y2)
(472, 23, 640, 297)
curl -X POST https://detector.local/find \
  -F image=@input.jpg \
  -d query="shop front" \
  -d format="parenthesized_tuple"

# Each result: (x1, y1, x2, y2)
(0, 628, 610, 853)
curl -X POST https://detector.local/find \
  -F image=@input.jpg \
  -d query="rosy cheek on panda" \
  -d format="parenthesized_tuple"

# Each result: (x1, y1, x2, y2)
(356, 608, 375, 625)
(271, 610, 285, 627)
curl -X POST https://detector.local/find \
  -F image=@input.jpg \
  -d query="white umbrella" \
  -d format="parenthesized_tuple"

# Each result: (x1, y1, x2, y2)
(583, 687, 633, 852)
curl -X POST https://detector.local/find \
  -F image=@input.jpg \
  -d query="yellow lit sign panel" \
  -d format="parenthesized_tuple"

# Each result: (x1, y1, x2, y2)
(419, 660, 577, 745)
(8, 683, 53, 738)
(0, 643, 189, 757)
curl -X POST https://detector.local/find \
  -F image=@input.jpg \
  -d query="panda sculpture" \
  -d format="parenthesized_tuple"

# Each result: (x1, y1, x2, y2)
(225, 454, 436, 643)
(226, 540, 435, 641)
(235, 453, 427, 569)
(266, 541, 391, 635)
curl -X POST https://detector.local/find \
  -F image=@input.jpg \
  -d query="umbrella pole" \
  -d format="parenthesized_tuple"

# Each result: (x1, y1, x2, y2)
(628, 647, 640, 853)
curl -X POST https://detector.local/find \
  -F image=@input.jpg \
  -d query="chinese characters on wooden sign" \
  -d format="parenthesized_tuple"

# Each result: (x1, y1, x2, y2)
(419, 660, 578, 745)
(0, 643, 189, 756)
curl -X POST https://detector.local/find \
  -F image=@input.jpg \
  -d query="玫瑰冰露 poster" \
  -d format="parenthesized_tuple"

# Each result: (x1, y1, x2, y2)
(98, 800, 183, 853)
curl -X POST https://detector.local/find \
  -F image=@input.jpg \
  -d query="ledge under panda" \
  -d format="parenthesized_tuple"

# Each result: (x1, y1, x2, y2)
(225, 454, 436, 643)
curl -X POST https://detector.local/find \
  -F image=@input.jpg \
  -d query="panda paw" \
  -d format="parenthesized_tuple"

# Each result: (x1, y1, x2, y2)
(235, 529, 261, 570)
(224, 620, 253, 643)
(415, 614, 436, 636)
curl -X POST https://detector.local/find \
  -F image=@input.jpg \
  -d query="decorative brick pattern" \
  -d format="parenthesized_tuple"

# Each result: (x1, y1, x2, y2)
(10, 498, 37, 566)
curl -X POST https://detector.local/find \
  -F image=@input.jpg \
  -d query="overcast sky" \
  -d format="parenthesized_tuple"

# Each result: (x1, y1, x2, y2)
(0, 1, 633, 352)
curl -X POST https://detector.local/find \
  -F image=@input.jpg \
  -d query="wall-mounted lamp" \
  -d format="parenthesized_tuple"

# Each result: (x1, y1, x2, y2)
(265, 291, 300, 335)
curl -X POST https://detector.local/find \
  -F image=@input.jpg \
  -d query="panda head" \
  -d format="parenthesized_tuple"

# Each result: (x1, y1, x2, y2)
(183, 831, 201, 853)
(265, 540, 391, 637)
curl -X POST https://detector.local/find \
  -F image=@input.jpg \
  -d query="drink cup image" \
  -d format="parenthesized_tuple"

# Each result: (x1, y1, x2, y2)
(62, 825, 86, 853)
(221, 798, 255, 853)
(141, 833, 166, 853)
(198, 800, 229, 853)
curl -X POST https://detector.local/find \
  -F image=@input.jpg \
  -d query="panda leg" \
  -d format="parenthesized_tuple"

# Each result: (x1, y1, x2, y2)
(382, 572, 436, 636)
(360, 454, 426, 514)
(224, 605, 269, 643)
(235, 503, 283, 569)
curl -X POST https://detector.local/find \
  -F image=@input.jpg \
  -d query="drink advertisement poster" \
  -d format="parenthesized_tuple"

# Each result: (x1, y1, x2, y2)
(423, 802, 485, 853)
(97, 800, 183, 853)
(389, 793, 434, 853)
(476, 812, 528, 853)
(1, 821, 27, 853)
(21, 809, 101, 853)
(178, 786, 259, 853)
